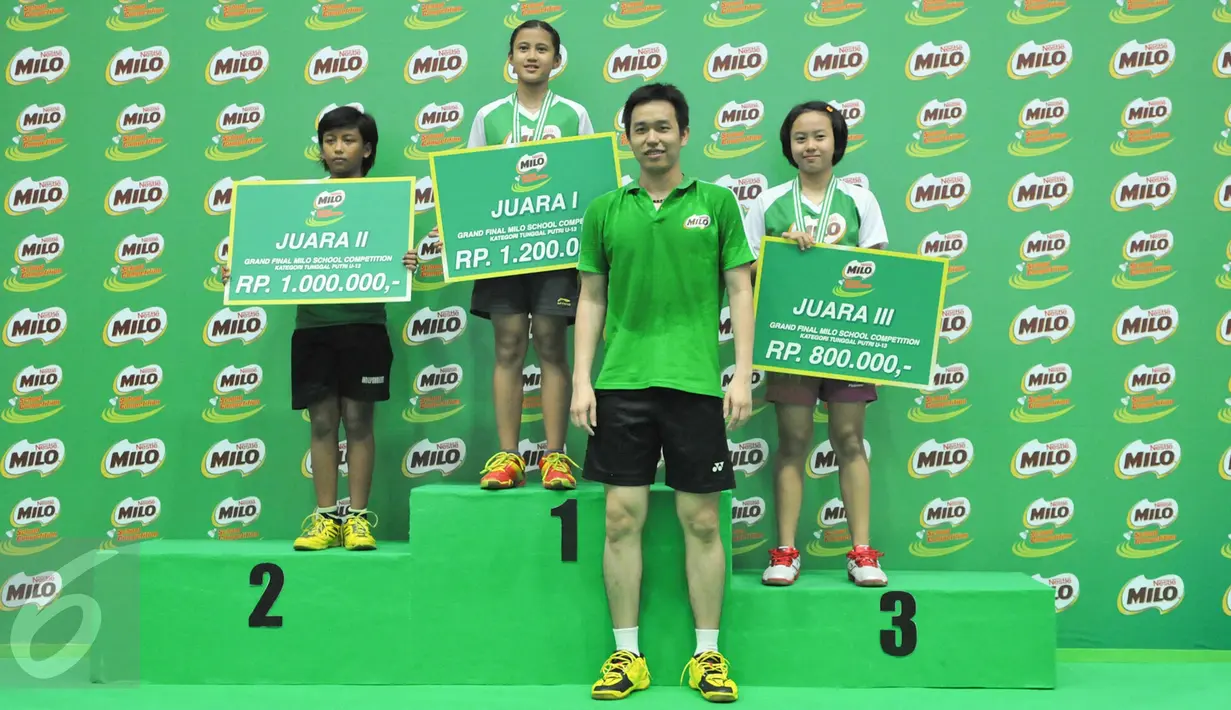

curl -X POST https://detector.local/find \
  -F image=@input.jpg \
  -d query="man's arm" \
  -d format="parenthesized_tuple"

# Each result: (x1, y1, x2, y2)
(573, 197, 609, 387)
(573, 272, 607, 387)
(718, 190, 757, 397)
(724, 263, 754, 380)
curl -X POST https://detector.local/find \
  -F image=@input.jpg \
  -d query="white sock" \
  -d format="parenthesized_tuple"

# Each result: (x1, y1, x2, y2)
(614, 627, 639, 655)
(695, 628, 719, 655)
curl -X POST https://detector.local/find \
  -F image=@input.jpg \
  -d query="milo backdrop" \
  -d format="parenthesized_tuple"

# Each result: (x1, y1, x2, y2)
(3, 0, 1231, 652)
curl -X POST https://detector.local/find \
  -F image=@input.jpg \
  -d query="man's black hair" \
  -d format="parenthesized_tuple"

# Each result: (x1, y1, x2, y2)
(779, 101, 848, 168)
(317, 106, 378, 176)
(621, 82, 690, 136)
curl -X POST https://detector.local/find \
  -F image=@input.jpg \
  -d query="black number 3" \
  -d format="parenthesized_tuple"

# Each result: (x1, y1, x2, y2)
(248, 562, 284, 628)
(550, 498, 578, 562)
(879, 590, 917, 656)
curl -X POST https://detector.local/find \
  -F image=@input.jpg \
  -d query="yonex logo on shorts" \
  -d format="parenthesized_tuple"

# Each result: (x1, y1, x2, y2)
(684, 214, 712, 229)
(361, 376, 385, 384)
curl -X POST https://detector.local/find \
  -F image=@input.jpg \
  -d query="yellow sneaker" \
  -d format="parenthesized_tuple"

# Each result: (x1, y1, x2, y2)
(292, 512, 341, 551)
(540, 451, 578, 490)
(681, 651, 738, 703)
(478, 451, 526, 490)
(342, 510, 378, 551)
(591, 650, 650, 700)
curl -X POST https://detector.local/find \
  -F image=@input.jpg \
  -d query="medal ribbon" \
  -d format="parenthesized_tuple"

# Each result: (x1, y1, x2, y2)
(510, 90, 554, 144)
(792, 175, 837, 244)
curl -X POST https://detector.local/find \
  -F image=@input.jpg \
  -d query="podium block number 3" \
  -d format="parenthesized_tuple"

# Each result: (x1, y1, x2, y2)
(879, 590, 917, 657)
(249, 562, 285, 628)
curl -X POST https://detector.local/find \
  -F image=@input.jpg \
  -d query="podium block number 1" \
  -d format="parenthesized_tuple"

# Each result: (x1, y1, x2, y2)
(551, 498, 578, 563)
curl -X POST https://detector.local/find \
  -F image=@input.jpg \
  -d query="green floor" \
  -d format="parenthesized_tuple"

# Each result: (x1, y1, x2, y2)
(3, 661, 1227, 708)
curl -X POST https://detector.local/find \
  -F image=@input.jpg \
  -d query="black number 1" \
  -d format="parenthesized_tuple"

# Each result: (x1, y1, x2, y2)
(550, 498, 578, 562)
(879, 590, 917, 656)
(248, 562, 284, 628)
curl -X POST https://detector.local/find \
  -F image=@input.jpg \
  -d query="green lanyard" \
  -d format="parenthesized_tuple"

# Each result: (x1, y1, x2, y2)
(510, 90, 554, 144)
(792, 175, 837, 244)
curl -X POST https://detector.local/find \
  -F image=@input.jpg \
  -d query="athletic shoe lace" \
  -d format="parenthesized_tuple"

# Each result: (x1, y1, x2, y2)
(300, 513, 331, 537)
(482, 452, 522, 473)
(769, 547, 798, 568)
(599, 650, 638, 684)
(541, 452, 578, 476)
(681, 651, 731, 687)
(848, 546, 884, 567)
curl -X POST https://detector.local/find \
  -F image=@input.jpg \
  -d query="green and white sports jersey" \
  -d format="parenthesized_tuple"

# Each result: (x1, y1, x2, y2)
(467, 92, 594, 148)
(743, 177, 888, 259)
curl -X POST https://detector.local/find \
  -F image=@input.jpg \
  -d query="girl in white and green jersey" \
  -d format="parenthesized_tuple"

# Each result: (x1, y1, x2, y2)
(429, 20, 594, 492)
(742, 101, 890, 588)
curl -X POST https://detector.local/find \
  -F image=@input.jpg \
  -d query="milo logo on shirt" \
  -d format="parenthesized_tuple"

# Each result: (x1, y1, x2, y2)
(683, 214, 711, 229)
(834, 260, 875, 298)
(309, 189, 345, 227)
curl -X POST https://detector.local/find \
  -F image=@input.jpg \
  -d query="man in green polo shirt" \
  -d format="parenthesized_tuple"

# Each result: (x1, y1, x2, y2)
(571, 82, 755, 703)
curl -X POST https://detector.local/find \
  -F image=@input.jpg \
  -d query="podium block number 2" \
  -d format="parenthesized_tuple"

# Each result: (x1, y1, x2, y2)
(249, 562, 285, 628)
(551, 498, 578, 562)
(879, 590, 917, 657)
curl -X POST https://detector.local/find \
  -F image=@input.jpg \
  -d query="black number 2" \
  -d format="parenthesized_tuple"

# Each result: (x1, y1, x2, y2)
(550, 498, 578, 562)
(879, 590, 917, 656)
(248, 562, 284, 628)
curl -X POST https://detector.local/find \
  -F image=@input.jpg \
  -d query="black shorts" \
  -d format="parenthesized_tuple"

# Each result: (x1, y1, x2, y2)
(582, 388, 736, 494)
(290, 323, 393, 410)
(470, 269, 579, 323)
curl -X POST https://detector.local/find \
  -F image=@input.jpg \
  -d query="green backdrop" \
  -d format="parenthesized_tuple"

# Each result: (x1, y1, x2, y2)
(2, 0, 1230, 651)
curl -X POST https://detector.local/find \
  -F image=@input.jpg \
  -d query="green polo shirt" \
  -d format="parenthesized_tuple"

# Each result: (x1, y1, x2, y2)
(578, 177, 754, 399)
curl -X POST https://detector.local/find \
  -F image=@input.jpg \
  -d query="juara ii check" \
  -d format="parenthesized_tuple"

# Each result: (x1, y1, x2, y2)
(224, 177, 415, 306)
(752, 237, 948, 389)
(429, 133, 622, 282)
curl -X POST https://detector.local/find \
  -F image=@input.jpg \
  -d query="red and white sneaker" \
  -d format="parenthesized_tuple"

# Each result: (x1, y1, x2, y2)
(762, 546, 801, 586)
(846, 545, 888, 587)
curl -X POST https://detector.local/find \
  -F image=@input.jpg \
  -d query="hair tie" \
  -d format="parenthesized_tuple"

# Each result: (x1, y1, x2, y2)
(825, 104, 834, 112)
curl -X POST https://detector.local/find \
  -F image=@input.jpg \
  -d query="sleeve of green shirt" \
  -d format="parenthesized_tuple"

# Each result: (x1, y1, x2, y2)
(577, 193, 609, 274)
(716, 187, 755, 271)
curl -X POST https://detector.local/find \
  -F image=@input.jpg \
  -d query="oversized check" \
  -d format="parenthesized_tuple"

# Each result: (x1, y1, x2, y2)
(752, 237, 948, 388)
(429, 133, 621, 282)
(224, 177, 415, 306)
